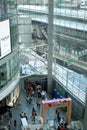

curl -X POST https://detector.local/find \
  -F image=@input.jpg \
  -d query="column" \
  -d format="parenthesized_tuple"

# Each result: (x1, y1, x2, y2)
(66, 101, 72, 123)
(48, 0, 54, 93)
(41, 103, 46, 123)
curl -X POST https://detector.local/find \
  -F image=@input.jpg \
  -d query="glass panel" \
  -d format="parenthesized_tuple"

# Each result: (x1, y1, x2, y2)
(0, 63, 7, 89)
(18, 0, 48, 75)
(53, 0, 87, 103)
(8, 53, 19, 79)
(10, 17, 18, 49)
(0, 0, 17, 20)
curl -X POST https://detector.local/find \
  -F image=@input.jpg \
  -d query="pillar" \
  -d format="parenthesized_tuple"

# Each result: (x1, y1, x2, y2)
(66, 101, 72, 123)
(41, 103, 46, 123)
(48, 0, 54, 93)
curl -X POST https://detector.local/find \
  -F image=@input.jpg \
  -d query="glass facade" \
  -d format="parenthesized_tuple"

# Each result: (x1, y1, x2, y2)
(0, 0, 19, 92)
(18, 2, 48, 75)
(18, 0, 87, 104)
(0, 51, 19, 90)
(0, 0, 87, 124)
(53, 3, 87, 104)
(0, 0, 17, 20)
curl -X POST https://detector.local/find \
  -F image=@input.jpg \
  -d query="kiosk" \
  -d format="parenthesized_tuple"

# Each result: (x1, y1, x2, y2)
(41, 98, 72, 123)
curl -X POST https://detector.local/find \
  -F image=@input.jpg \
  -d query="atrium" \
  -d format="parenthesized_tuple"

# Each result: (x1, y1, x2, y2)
(0, 0, 87, 130)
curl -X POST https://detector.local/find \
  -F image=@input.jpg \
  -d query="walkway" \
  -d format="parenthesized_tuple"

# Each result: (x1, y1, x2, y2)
(0, 87, 66, 130)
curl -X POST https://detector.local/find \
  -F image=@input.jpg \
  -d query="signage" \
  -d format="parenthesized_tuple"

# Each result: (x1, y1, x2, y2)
(0, 19, 11, 59)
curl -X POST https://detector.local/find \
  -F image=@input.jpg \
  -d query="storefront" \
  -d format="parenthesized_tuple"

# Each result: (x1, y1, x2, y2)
(6, 84, 20, 107)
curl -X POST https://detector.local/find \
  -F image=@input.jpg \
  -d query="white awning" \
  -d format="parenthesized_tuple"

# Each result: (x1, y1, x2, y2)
(0, 78, 20, 101)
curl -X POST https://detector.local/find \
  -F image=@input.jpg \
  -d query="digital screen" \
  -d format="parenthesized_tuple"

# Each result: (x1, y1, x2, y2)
(0, 19, 11, 59)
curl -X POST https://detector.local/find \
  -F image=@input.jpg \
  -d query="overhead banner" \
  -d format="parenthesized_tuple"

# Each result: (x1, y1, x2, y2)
(0, 19, 11, 59)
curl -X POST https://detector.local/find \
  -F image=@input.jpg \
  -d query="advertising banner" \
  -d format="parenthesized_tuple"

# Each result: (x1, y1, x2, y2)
(0, 19, 11, 59)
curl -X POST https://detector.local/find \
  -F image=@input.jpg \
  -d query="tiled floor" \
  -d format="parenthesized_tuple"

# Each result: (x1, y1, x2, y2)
(0, 87, 66, 130)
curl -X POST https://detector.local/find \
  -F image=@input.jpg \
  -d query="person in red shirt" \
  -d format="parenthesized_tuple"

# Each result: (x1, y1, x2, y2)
(61, 126, 65, 130)
(29, 87, 33, 94)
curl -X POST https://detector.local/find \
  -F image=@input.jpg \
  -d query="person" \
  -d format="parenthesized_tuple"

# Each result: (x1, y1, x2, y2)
(32, 90, 35, 97)
(8, 119, 11, 130)
(36, 98, 41, 108)
(24, 113, 28, 120)
(8, 110, 12, 119)
(29, 87, 33, 94)
(29, 95, 33, 104)
(57, 125, 61, 130)
(32, 106, 36, 112)
(32, 110, 35, 122)
(64, 122, 68, 129)
(55, 108, 58, 118)
(21, 112, 24, 117)
(41, 90, 46, 99)
(37, 91, 41, 98)
(60, 118, 64, 127)
(31, 105, 37, 123)
(14, 119, 17, 127)
(26, 96, 30, 104)
(61, 126, 65, 130)
(37, 98, 41, 109)
(57, 111, 60, 122)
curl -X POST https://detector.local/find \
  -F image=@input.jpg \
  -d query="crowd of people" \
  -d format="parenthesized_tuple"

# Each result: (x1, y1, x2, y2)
(7, 110, 17, 130)
(7, 87, 44, 130)
(25, 85, 46, 124)
(0, 82, 71, 130)
(24, 85, 70, 130)
(55, 108, 69, 130)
